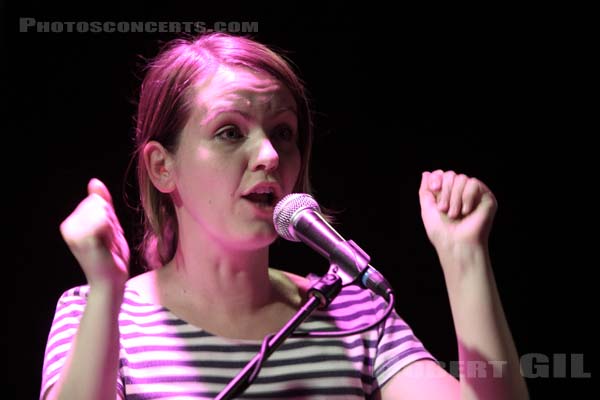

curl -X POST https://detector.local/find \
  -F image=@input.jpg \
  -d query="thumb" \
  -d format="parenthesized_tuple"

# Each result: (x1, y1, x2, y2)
(418, 172, 437, 209)
(87, 178, 113, 205)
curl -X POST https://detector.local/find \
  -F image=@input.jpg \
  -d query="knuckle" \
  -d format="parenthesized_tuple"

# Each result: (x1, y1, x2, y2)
(443, 170, 456, 178)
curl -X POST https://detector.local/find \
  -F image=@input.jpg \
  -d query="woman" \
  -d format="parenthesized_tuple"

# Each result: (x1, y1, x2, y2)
(40, 33, 528, 399)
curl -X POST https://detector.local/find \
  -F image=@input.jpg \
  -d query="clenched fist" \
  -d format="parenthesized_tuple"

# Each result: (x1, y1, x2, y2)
(419, 170, 497, 256)
(59, 178, 130, 289)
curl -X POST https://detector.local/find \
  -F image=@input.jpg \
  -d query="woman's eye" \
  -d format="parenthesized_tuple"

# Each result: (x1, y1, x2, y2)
(272, 125, 295, 142)
(216, 126, 244, 142)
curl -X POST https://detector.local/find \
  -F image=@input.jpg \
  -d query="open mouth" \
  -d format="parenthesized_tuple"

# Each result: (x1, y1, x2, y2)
(242, 192, 276, 207)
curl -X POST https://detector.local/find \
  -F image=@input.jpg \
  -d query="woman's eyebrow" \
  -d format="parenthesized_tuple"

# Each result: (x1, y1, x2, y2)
(202, 105, 297, 125)
(273, 106, 297, 116)
(201, 107, 251, 125)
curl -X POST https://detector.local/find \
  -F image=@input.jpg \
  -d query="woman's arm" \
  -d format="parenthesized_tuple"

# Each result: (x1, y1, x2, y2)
(381, 171, 529, 399)
(44, 284, 125, 400)
(43, 178, 129, 400)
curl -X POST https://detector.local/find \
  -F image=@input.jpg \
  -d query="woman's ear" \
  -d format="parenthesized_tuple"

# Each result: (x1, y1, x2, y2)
(143, 141, 176, 193)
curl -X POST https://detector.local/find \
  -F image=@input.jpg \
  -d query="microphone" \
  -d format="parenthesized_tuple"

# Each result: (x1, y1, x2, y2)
(273, 193, 392, 300)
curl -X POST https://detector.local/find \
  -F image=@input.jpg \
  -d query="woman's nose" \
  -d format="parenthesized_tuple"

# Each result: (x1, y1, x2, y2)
(249, 135, 279, 172)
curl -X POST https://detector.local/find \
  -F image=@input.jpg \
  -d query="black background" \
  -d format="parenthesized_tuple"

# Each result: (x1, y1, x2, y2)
(6, 2, 595, 398)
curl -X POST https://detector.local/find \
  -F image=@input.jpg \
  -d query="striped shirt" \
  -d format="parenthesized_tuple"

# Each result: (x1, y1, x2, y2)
(41, 282, 434, 399)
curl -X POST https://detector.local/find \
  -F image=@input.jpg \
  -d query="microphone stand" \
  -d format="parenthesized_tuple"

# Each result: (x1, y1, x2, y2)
(215, 273, 342, 400)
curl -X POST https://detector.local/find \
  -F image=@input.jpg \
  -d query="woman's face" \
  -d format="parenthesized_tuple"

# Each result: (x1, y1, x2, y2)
(171, 65, 301, 250)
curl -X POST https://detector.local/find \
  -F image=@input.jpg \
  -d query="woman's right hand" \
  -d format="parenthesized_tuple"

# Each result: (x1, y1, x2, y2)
(60, 178, 130, 289)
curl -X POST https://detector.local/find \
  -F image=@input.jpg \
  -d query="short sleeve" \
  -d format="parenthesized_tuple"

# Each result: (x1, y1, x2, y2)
(39, 286, 125, 400)
(372, 305, 438, 391)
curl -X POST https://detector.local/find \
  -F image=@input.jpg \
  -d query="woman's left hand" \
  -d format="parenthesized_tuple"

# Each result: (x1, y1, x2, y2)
(419, 170, 498, 257)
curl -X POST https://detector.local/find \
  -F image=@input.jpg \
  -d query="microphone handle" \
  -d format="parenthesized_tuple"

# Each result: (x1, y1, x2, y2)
(292, 209, 345, 258)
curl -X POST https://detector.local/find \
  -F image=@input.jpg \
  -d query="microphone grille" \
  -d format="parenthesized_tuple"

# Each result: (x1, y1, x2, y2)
(273, 193, 321, 241)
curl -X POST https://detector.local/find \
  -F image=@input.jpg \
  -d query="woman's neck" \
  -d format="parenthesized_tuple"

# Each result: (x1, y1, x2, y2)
(163, 245, 274, 314)
(154, 251, 307, 339)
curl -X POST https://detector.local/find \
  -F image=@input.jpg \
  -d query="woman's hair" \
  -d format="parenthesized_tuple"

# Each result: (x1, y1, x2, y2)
(134, 33, 316, 270)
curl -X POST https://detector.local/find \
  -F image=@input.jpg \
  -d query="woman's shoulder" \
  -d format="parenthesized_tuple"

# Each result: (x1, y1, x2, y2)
(125, 269, 161, 305)
(270, 268, 311, 292)
(268, 268, 312, 309)
(53, 284, 90, 306)
(52, 276, 155, 306)
(51, 271, 163, 308)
